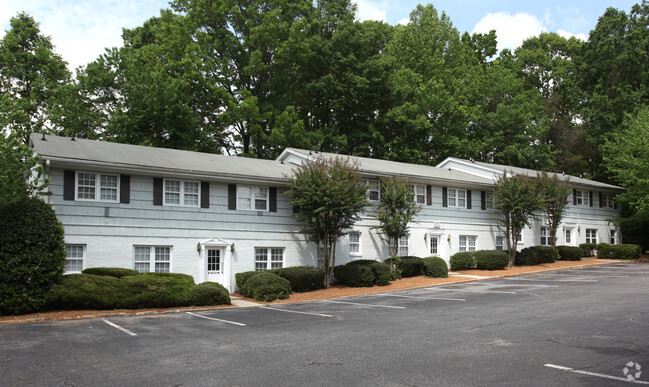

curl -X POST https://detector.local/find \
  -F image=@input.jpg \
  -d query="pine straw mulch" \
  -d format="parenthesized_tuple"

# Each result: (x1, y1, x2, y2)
(0, 257, 638, 325)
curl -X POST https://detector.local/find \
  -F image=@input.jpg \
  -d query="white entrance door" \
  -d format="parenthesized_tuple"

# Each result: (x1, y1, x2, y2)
(206, 247, 226, 285)
(430, 235, 440, 257)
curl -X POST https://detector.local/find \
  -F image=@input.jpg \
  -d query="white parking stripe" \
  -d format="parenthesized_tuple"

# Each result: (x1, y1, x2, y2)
(186, 312, 246, 326)
(469, 282, 559, 288)
(544, 364, 649, 384)
(537, 273, 629, 278)
(424, 287, 517, 294)
(321, 300, 405, 309)
(264, 306, 333, 318)
(101, 318, 137, 336)
(503, 277, 597, 283)
(379, 294, 466, 301)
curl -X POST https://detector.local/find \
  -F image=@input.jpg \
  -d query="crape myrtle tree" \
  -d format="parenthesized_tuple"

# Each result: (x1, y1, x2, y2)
(373, 177, 422, 271)
(492, 172, 543, 267)
(285, 156, 368, 287)
(536, 171, 571, 249)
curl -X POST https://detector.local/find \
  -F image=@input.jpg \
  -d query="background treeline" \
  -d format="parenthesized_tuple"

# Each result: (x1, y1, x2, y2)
(2, 1, 649, 247)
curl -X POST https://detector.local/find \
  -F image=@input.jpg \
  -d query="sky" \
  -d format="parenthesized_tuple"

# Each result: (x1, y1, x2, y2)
(0, 0, 640, 71)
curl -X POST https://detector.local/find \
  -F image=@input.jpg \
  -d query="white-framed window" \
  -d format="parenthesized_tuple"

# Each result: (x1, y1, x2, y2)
(164, 179, 200, 207)
(540, 227, 549, 246)
(430, 235, 440, 255)
(360, 179, 380, 201)
(76, 172, 119, 202)
(459, 235, 477, 252)
(65, 244, 85, 273)
(585, 229, 597, 244)
(575, 190, 590, 206)
(486, 192, 496, 210)
(448, 188, 467, 208)
(255, 248, 284, 271)
(397, 235, 409, 257)
(410, 184, 427, 204)
(610, 230, 617, 244)
(565, 228, 572, 245)
(207, 249, 221, 274)
(349, 232, 361, 255)
(602, 193, 615, 208)
(134, 246, 171, 273)
(237, 185, 269, 211)
(495, 236, 505, 251)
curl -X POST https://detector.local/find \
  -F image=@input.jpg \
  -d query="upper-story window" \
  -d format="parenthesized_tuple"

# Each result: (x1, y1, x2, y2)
(575, 190, 590, 206)
(486, 192, 496, 210)
(410, 184, 426, 204)
(238, 185, 269, 211)
(601, 193, 615, 208)
(164, 179, 200, 207)
(76, 172, 119, 202)
(448, 188, 467, 208)
(360, 179, 380, 201)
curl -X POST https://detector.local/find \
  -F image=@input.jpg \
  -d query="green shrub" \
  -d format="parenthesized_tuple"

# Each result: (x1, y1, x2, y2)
(423, 257, 448, 278)
(0, 197, 66, 315)
(334, 260, 391, 287)
(82, 267, 140, 278)
(515, 247, 539, 266)
(45, 274, 121, 310)
(240, 272, 291, 302)
(531, 246, 558, 263)
(449, 252, 475, 271)
(474, 250, 509, 270)
(189, 282, 231, 306)
(557, 246, 582, 261)
(579, 243, 597, 257)
(398, 256, 426, 277)
(596, 243, 643, 260)
(235, 271, 259, 290)
(383, 257, 403, 279)
(270, 266, 325, 292)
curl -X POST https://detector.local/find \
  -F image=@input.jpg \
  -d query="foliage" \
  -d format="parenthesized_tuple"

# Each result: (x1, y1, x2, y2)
(449, 252, 475, 271)
(492, 173, 543, 267)
(285, 156, 368, 287)
(82, 267, 140, 278)
(334, 260, 391, 287)
(556, 246, 583, 261)
(596, 243, 642, 260)
(531, 246, 558, 263)
(0, 133, 49, 206)
(189, 282, 231, 306)
(579, 243, 597, 257)
(397, 256, 426, 278)
(620, 209, 649, 252)
(474, 250, 509, 270)
(270, 266, 325, 292)
(536, 171, 571, 248)
(235, 271, 259, 291)
(383, 256, 403, 279)
(372, 177, 422, 260)
(240, 272, 291, 302)
(514, 247, 539, 266)
(423, 257, 448, 278)
(0, 196, 66, 315)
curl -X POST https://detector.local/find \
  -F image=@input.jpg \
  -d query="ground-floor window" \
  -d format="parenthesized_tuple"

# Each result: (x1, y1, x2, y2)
(565, 229, 572, 245)
(65, 245, 85, 273)
(349, 232, 361, 254)
(610, 230, 617, 244)
(430, 235, 439, 255)
(397, 235, 409, 257)
(134, 246, 171, 273)
(540, 227, 549, 246)
(459, 235, 477, 252)
(255, 248, 284, 271)
(495, 236, 505, 251)
(585, 229, 597, 244)
(207, 249, 221, 274)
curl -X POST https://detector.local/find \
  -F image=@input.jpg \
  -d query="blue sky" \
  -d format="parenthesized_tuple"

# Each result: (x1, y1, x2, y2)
(1, 0, 640, 70)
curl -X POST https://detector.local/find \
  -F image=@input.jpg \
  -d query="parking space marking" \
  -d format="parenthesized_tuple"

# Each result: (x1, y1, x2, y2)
(321, 300, 405, 309)
(469, 282, 559, 288)
(424, 287, 517, 294)
(537, 273, 629, 278)
(503, 277, 597, 283)
(378, 294, 466, 301)
(544, 364, 649, 384)
(101, 318, 137, 336)
(263, 306, 333, 318)
(186, 312, 246, 326)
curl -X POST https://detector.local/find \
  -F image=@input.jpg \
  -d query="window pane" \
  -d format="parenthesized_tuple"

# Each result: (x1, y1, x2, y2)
(134, 246, 151, 273)
(238, 186, 251, 209)
(77, 173, 96, 199)
(271, 248, 283, 269)
(430, 237, 438, 254)
(349, 233, 360, 253)
(165, 180, 181, 204)
(184, 182, 199, 206)
(255, 248, 268, 271)
(208, 249, 221, 272)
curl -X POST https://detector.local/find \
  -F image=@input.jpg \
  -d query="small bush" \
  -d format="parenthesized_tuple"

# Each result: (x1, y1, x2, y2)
(82, 267, 140, 278)
(557, 246, 582, 261)
(240, 272, 291, 302)
(515, 247, 539, 266)
(579, 243, 597, 257)
(532, 246, 558, 263)
(398, 256, 426, 277)
(334, 260, 391, 287)
(235, 271, 259, 290)
(474, 250, 509, 270)
(383, 257, 403, 279)
(45, 274, 121, 310)
(423, 257, 448, 278)
(596, 243, 643, 260)
(189, 282, 231, 306)
(449, 252, 475, 271)
(270, 266, 325, 292)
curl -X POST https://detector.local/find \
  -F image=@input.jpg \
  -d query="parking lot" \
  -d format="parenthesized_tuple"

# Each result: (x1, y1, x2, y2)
(2, 263, 649, 386)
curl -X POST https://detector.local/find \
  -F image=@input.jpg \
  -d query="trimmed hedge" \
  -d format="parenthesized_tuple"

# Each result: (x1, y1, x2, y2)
(474, 250, 509, 270)
(579, 243, 597, 257)
(270, 266, 325, 292)
(240, 272, 291, 302)
(235, 271, 259, 290)
(596, 243, 642, 260)
(423, 257, 448, 278)
(533, 246, 558, 263)
(82, 267, 140, 278)
(398, 256, 426, 277)
(189, 282, 231, 306)
(383, 257, 403, 279)
(557, 246, 582, 261)
(334, 260, 391, 287)
(450, 252, 475, 271)
(515, 247, 539, 266)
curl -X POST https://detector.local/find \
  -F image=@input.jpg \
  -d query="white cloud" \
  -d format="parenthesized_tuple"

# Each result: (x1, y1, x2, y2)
(472, 12, 546, 52)
(354, 0, 387, 22)
(398, 17, 410, 26)
(557, 29, 587, 42)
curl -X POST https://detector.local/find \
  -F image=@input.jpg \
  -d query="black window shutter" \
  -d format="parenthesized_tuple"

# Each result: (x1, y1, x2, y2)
(153, 178, 163, 205)
(64, 170, 75, 200)
(120, 175, 130, 204)
(426, 185, 432, 205)
(573, 189, 577, 205)
(481, 191, 486, 210)
(269, 187, 277, 212)
(201, 182, 210, 208)
(599, 192, 603, 208)
(228, 184, 236, 210)
(466, 190, 472, 209)
(589, 191, 593, 207)
(442, 187, 448, 207)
